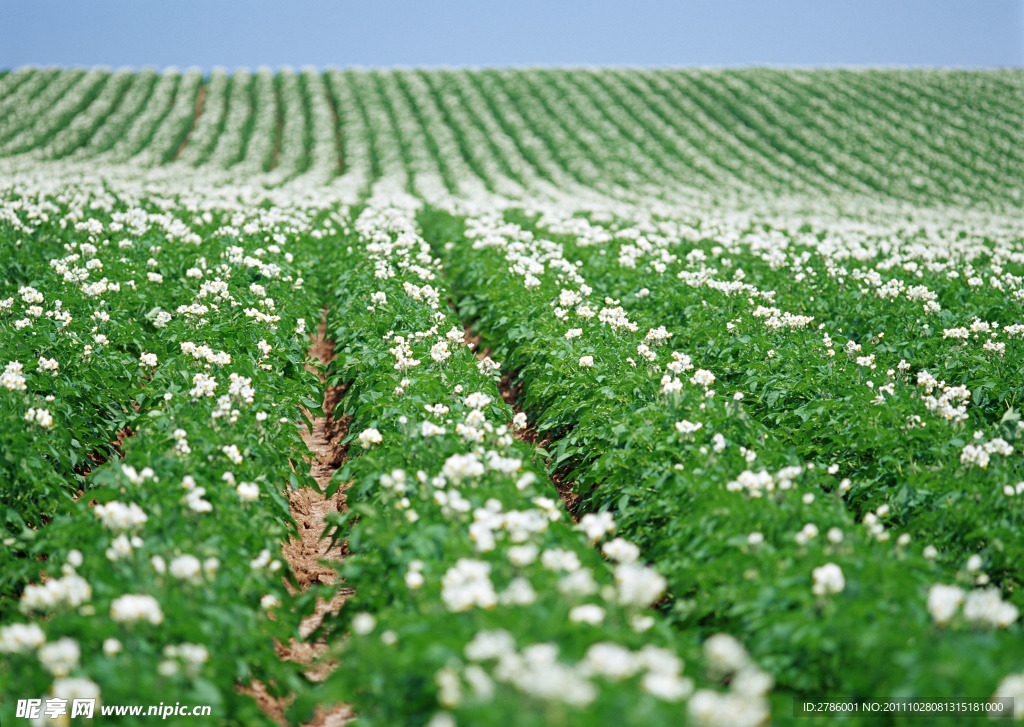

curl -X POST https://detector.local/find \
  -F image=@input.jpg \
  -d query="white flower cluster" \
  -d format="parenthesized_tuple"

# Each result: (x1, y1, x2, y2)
(991, 673, 1024, 720)
(227, 373, 255, 404)
(811, 563, 845, 596)
(120, 464, 155, 485)
(460, 634, 598, 706)
(2, 360, 27, 391)
(927, 584, 1018, 628)
(578, 512, 616, 542)
(645, 325, 673, 344)
(422, 420, 447, 437)
(110, 594, 164, 625)
(94, 501, 148, 531)
(236, 482, 259, 501)
(725, 466, 803, 497)
(1002, 482, 1024, 498)
(249, 548, 281, 572)
(455, 629, 694, 708)
(189, 372, 218, 399)
(960, 437, 1013, 469)
(389, 337, 421, 370)
(358, 427, 382, 449)
(39, 637, 81, 677)
(19, 286, 44, 304)
(666, 351, 694, 373)
(613, 562, 668, 608)
(916, 371, 971, 424)
(468, 504, 552, 553)
(464, 392, 492, 409)
(441, 558, 497, 612)
(689, 634, 772, 727)
(477, 356, 501, 375)
(169, 554, 203, 583)
(675, 419, 703, 435)
(23, 407, 54, 428)
(690, 369, 716, 388)
(602, 537, 641, 564)
(0, 622, 47, 654)
(425, 403, 450, 417)
(221, 444, 243, 465)
(762, 310, 815, 330)
(442, 452, 486, 482)
(598, 305, 637, 331)
(20, 573, 92, 614)
(51, 676, 102, 703)
(661, 375, 683, 395)
(184, 482, 212, 514)
(180, 341, 232, 366)
(38, 356, 59, 374)
(159, 642, 209, 678)
(105, 533, 143, 561)
(430, 340, 451, 363)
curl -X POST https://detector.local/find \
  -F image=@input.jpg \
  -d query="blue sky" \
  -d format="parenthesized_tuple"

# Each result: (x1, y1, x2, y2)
(1, 0, 1021, 70)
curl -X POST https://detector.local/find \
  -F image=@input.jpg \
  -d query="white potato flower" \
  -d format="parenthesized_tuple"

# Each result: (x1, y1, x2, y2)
(811, 563, 845, 596)
(358, 428, 382, 448)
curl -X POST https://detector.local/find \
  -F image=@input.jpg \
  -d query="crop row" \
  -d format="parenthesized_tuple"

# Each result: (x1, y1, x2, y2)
(0, 186, 334, 724)
(427, 207, 1023, 718)
(514, 205, 1024, 578)
(1, 68, 1021, 212)
(308, 206, 775, 726)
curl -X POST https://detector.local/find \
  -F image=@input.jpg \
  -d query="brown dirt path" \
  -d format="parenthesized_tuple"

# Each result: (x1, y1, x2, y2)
(245, 320, 354, 726)
(173, 83, 206, 160)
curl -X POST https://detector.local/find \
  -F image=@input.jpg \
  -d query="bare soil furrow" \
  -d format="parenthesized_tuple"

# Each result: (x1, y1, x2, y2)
(247, 320, 353, 726)
(173, 83, 206, 160)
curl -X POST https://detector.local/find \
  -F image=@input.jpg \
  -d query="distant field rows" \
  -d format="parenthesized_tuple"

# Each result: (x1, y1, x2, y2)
(1, 66, 1022, 211)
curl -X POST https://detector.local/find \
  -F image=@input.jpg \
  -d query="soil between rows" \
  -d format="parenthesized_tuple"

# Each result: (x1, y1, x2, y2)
(244, 321, 354, 727)
(250, 317, 586, 723)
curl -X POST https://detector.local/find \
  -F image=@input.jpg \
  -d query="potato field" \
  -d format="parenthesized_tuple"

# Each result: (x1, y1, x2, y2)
(0, 66, 1023, 726)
